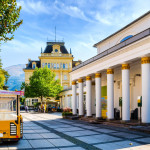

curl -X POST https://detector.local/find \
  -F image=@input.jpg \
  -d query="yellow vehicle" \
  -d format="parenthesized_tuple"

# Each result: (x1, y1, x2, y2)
(0, 90, 23, 142)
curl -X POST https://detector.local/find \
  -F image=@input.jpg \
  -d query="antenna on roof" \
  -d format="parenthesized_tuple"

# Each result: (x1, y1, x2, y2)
(55, 26, 56, 42)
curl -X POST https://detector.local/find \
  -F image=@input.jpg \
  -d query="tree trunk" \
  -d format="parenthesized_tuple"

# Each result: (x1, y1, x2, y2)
(41, 96, 43, 113)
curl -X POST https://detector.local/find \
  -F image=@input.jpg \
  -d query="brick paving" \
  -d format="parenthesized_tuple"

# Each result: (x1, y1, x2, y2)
(1, 112, 150, 150)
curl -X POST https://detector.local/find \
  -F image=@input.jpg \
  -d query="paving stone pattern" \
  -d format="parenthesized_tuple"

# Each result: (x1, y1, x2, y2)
(1, 112, 150, 150)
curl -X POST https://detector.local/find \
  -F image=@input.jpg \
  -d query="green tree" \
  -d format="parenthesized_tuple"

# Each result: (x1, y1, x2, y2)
(21, 67, 63, 102)
(0, 0, 22, 89)
(0, 68, 9, 89)
(0, 0, 23, 42)
(20, 97, 25, 105)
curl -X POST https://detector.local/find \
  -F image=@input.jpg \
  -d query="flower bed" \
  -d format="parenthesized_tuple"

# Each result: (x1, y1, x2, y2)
(62, 107, 72, 118)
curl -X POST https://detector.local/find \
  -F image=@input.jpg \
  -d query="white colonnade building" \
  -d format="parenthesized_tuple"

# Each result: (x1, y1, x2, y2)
(60, 11, 150, 123)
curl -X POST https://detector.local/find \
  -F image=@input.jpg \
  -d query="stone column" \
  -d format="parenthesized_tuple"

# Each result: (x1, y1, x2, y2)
(78, 79, 84, 116)
(95, 73, 102, 118)
(141, 57, 150, 123)
(72, 81, 77, 115)
(122, 64, 130, 121)
(107, 69, 114, 120)
(86, 76, 92, 117)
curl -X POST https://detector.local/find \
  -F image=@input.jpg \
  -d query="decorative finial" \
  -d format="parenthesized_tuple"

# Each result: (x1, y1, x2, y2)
(41, 47, 43, 53)
(70, 48, 72, 54)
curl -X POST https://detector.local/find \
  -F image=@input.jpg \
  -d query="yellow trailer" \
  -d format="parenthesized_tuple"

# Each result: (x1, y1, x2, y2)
(0, 90, 23, 142)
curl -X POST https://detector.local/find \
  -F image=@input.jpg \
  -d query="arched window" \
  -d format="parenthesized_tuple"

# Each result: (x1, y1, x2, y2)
(33, 64, 36, 69)
(120, 35, 133, 43)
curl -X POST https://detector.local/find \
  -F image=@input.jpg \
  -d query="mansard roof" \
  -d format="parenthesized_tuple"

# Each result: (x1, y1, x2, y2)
(25, 60, 41, 69)
(43, 42, 69, 54)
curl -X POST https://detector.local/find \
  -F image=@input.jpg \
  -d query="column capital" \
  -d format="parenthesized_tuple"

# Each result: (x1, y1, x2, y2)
(72, 81, 76, 85)
(141, 57, 150, 64)
(95, 73, 101, 78)
(78, 78, 83, 83)
(122, 64, 130, 70)
(86, 76, 91, 80)
(107, 69, 114, 74)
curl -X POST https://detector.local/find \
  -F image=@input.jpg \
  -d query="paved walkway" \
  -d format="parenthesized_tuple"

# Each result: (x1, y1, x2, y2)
(1, 112, 150, 150)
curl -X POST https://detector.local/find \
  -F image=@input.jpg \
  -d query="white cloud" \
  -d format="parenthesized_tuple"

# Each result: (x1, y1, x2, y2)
(95, 13, 112, 25)
(17, 0, 50, 15)
(53, 1, 93, 22)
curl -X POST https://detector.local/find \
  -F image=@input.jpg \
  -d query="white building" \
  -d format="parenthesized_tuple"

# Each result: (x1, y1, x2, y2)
(60, 11, 150, 123)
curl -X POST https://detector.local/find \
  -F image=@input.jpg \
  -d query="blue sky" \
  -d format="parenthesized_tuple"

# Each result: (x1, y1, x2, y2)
(1, 0, 150, 68)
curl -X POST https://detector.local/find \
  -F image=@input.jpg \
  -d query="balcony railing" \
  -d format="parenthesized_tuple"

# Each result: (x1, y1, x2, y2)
(41, 53, 72, 57)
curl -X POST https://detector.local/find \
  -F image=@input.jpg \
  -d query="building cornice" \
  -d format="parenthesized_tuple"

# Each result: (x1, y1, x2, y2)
(72, 28, 150, 72)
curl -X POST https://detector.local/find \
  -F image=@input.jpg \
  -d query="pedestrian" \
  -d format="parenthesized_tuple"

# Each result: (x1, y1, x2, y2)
(25, 106, 27, 112)
(43, 104, 45, 113)
(26, 106, 28, 112)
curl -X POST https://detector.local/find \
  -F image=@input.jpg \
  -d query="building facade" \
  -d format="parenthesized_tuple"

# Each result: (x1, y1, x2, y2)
(24, 41, 81, 106)
(60, 11, 150, 123)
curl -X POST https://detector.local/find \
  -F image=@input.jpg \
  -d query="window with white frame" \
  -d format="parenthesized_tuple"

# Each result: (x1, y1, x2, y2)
(57, 63, 59, 69)
(63, 63, 65, 69)
(66, 63, 68, 68)
(51, 63, 53, 68)
(64, 85, 68, 89)
(60, 63, 62, 68)
(64, 75, 67, 80)
(55, 75, 59, 80)
(32, 99, 38, 105)
(48, 63, 50, 68)
(54, 63, 56, 69)
(42, 63, 45, 68)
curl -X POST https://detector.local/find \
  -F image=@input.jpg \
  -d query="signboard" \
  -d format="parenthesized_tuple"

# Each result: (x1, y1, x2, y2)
(0, 90, 24, 96)
(137, 96, 142, 107)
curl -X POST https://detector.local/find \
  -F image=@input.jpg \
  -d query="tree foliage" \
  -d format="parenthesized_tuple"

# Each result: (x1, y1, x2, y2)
(0, 68, 10, 89)
(0, 0, 23, 42)
(21, 67, 63, 101)
(20, 96, 25, 105)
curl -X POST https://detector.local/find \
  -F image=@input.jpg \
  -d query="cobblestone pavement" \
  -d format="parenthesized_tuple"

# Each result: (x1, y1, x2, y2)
(1, 112, 150, 150)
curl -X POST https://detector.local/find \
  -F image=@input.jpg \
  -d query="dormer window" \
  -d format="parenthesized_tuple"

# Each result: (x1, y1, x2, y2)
(32, 62, 36, 69)
(33, 64, 36, 69)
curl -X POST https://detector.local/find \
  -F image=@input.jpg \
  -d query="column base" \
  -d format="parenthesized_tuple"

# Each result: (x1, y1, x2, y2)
(95, 117, 103, 120)
(107, 118, 115, 121)
(121, 120, 130, 123)
(79, 115, 84, 117)
(140, 123, 150, 126)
